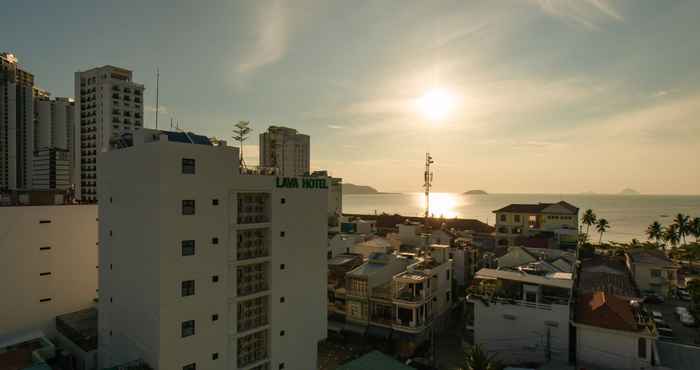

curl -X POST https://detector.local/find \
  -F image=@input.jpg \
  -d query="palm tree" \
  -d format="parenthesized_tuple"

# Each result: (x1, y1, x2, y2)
(596, 218, 610, 244)
(460, 344, 501, 370)
(646, 221, 664, 246)
(690, 217, 700, 243)
(582, 209, 597, 239)
(673, 213, 690, 246)
(663, 224, 681, 249)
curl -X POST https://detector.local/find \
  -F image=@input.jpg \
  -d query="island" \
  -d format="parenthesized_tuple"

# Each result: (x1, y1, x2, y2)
(619, 188, 640, 195)
(463, 190, 488, 195)
(343, 183, 381, 195)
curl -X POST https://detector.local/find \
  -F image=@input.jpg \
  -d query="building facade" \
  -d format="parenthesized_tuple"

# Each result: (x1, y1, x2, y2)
(75, 65, 144, 202)
(34, 94, 75, 188)
(98, 129, 327, 370)
(32, 147, 71, 190)
(259, 126, 310, 177)
(493, 201, 579, 248)
(625, 249, 679, 297)
(0, 204, 98, 339)
(1, 52, 35, 190)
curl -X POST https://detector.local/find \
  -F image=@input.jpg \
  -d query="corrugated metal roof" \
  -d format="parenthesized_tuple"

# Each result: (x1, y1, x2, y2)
(475, 268, 573, 289)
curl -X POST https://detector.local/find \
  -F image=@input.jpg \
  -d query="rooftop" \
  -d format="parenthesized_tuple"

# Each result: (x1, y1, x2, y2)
(343, 213, 495, 234)
(627, 248, 677, 268)
(474, 268, 573, 289)
(577, 256, 639, 299)
(336, 350, 413, 370)
(493, 201, 579, 214)
(56, 307, 97, 352)
(328, 254, 364, 267)
(575, 291, 644, 332)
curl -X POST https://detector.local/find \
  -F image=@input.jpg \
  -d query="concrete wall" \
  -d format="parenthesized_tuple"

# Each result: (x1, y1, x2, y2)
(472, 299, 570, 364)
(0, 205, 97, 338)
(576, 325, 654, 370)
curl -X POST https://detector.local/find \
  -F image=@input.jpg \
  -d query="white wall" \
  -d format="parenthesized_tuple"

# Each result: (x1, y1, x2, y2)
(472, 299, 569, 364)
(99, 137, 327, 370)
(576, 325, 654, 370)
(0, 205, 98, 338)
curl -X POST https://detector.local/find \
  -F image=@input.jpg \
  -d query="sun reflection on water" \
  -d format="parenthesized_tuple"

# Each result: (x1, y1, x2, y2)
(416, 192, 463, 218)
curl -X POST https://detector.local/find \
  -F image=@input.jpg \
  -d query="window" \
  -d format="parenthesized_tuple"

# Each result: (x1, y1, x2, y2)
(39, 298, 52, 303)
(280, 198, 286, 204)
(40, 246, 51, 250)
(182, 200, 195, 215)
(279, 363, 285, 369)
(446, 292, 450, 302)
(182, 158, 195, 174)
(638, 338, 647, 358)
(499, 214, 506, 222)
(181, 320, 195, 337)
(182, 240, 195, 256)
(40, 272, 51, 276)
(446, 270, 450, 281)
(280, 297, 285, 303)
(514, 215, 521, 222)
(212, 199, 219, 206)
(212, 314, 219, 321)
(280, 264, 285, 270)
(182, 280, 195, 297)
(280, 231, 285, 237)
(525, 292, 537, 303)
(212, 353, 219, 360)
(212, 275, 219, 283)
(183, 364, 196, 370)
(39, 220, 51, 224)
(280, 330, 285, 336)
(212, 237, 219, 245)
(651, 269, 661, 278)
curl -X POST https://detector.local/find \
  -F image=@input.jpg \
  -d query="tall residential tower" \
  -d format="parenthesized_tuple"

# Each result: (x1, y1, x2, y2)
(1, 52, 35, 190)
(259, 126, 310, 177)
(75, 65, 144, 202)
(34, 91, 75, 190)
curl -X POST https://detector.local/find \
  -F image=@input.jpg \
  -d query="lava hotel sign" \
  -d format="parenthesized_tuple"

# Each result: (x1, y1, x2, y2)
(275, 177, 328, 189)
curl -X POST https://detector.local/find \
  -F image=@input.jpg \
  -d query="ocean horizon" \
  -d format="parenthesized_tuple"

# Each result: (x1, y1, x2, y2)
(343, 193, 700, 243)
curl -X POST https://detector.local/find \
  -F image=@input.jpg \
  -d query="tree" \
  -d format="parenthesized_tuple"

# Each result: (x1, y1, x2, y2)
(646, 221, 664, 247)
(582, 209, 597, 239)
(673, 213, 690, 246)
(690, 217, 700, 243)
(596, 218, 610, 244)
(663, 224, 681, 249)
(460, 344, 501, 370)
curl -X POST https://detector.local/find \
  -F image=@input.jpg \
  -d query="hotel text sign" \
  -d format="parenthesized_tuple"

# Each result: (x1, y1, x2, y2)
(275, 177, 328, 189)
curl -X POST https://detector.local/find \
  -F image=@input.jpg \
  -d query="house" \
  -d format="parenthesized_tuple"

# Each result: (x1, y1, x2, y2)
(625, 249, 679, 297)
(328, 232, 365, 259)
(328, 254, 365, 329)
(352, 237, 394, 258)
(497, 246, 576, 273)
(493, 201, 579, 248)
(572, 256, 659, 370)
(466, 268, 573, 364)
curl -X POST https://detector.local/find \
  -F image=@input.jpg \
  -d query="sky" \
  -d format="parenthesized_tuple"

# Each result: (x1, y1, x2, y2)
(2, 0, 699, 194)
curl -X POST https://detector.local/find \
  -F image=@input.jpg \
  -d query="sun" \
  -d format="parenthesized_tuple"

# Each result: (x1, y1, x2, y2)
(417, 88, 455, 121)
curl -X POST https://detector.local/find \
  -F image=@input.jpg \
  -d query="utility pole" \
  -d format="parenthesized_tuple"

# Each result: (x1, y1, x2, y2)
(233, 121, 252, 170)
(155, 68, 159, 129)
(423, 153, 434, 226)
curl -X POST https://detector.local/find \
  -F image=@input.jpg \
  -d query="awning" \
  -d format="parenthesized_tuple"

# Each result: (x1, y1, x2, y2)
(367, 325, 392, 339)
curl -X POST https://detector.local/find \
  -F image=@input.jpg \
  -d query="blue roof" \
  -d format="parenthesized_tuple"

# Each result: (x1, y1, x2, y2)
(162, 131, 211, 145)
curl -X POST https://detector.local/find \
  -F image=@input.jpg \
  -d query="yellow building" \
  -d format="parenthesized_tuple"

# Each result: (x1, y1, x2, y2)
(493, 201, 579, 248)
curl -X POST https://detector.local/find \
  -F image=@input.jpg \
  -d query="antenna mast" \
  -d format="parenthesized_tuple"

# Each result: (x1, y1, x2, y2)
(155, 68, 160, 129)
(423, 152, 434, 227)
(233, 121, 252, 170)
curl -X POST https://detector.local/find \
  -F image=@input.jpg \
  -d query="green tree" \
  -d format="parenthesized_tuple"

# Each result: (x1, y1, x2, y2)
(673, 213, 690, 246)
(690, 217, 700, 243)
(460, 344, 501, 370)
(663, 224, 681, 249)
(646, 221, 664, 247)
(582, 209, 597, 239)
(596, 218, 610, 244)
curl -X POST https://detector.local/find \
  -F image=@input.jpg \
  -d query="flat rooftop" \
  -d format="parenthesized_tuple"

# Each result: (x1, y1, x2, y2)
(475, 268, 573, 289)
(56, 307, 97, 352)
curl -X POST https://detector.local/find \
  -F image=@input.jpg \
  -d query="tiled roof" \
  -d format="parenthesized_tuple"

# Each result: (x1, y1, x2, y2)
(494, 201, 579, 214)
(577, 256, 639, 299)
(628, 248, 677, 268)
(343, 214, 495, 234)
(576, 291, 639, 332)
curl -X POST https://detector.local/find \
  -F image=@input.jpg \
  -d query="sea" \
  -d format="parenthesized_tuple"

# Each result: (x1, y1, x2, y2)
(343, 193, 700, 243)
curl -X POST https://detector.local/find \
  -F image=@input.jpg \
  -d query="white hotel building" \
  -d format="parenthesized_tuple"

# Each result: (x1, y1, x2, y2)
(75, 65, 144, 202)
(98, 129, 327, 370)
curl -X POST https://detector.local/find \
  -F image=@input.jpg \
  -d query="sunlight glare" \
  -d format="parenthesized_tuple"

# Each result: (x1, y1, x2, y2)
(417, 88, 455, 121)
(417, 192, 460, 218)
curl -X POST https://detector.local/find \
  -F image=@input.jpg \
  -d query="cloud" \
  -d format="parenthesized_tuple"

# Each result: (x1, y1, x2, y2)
(236, 1, 289, 75)
(144, 104, 168, 115)
(531, 0, 623, 29)
(327, 124, 344, 129)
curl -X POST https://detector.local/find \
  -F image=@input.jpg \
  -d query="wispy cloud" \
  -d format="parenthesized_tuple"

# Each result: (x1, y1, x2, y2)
(531, 0, 623, 29)
(236, 0, 289, 75)
(327, 124, 344, 129)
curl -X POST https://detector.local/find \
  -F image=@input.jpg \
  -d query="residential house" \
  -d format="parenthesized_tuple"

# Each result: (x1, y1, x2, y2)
(626, 249, 679, 298)
(497, 246, 576, 274)
(493, 201, 579, 248)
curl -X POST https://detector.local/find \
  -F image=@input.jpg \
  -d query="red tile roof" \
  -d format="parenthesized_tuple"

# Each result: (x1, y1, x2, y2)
(576, 291, 640, 332)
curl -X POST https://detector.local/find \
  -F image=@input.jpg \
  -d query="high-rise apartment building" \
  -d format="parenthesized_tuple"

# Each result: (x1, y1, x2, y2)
(98, 129, 327, 370)
(1, 52, 35, 190)
(34, 91, 75, 190)
(259, 126, 310, 177)
(75, 65, 144, 202)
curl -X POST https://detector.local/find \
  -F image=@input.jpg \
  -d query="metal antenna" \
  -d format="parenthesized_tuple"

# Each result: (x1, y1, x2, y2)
(423, 153, 434, 226)
(155, 68, 160, 129)
(233, 121, 252, 169)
